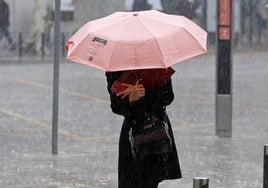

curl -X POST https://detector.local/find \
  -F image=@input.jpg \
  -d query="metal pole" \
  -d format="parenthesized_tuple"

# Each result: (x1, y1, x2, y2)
(193, 177, 209, 188)
(264, 145, 268, 188)
(216, 0, 233, 137)
(52, 0, 61, 155)
(248, 0, 253, 45)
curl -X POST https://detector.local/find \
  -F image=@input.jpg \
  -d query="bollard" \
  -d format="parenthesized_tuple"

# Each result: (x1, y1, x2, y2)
(41, 33, 45, 59)
(193, 177, 209, 188)
(18, 33, 22, 60)
(264, 145, 268, 188)
(61, 32, 66, 57)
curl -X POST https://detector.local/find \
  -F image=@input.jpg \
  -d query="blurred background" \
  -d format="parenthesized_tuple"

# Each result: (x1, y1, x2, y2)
(1, 1, 268, 187)
(0, 0, 267, 61)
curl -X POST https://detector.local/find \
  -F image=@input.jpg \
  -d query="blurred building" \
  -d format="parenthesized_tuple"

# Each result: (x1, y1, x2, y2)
(7, 0, 125, 35)
(5, 0, 125, 53)
(73, 0, 124, 32)
(4, 0, 267, 52)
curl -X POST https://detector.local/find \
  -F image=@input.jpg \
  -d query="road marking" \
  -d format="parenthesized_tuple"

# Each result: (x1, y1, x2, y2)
(0, 76, 267, 126)
(234, 103, 268, 113)
(2, 75, 267, 109)
(0, 108, 117, 142)
(0, 108, 82, 141)
(0, 76, 109, 104)
(175, 91, 268, 113)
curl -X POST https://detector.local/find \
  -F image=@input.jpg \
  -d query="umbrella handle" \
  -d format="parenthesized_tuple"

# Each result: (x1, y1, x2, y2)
(137, 70, 142, 84)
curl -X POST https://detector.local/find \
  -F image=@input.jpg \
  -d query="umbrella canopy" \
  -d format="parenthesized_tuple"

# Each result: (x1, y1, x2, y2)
(65, 10, 207, 72)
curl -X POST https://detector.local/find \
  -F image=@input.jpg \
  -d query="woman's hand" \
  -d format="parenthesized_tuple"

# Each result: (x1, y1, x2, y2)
(128, 84, 145, 103)
(117, 81, 145, 102)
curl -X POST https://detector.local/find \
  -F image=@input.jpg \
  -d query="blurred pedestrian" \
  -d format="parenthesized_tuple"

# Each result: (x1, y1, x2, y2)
(106, 70, 182, 188)
(0, 0, 16, 51)
(132, 0, 152, 11)
(195, 0, 206, 28)
(256, 0, 267, 42)
(161, 0, 180, 15)
(242, 0, 267, 44)
(161, 0, 195, 19)
(176, 0, 195, 19)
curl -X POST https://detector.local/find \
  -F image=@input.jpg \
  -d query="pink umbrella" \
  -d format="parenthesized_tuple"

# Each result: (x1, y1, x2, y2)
(65, 10, 207, 72)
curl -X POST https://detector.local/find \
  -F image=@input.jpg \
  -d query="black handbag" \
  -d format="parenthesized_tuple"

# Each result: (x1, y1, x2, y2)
(129, 120, 172, 160)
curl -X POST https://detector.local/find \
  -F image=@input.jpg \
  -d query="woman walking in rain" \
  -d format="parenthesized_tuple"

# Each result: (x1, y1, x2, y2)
(65, 9, 207, 187)
(106, 70, 182, 188)
(0, 0, 16, 51)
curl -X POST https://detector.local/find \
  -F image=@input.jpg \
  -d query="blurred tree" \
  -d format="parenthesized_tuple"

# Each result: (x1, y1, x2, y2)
(23, 0, 52, 54)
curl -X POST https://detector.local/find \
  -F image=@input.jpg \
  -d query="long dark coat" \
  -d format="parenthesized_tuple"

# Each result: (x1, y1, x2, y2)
(106, 71, 182, 188)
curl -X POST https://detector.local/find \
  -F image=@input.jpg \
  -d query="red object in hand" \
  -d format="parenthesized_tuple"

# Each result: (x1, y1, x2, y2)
(111, 80, 128, 94)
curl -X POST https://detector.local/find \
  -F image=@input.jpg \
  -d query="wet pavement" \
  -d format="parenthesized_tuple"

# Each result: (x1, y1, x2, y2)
(0, 49, 268, 188)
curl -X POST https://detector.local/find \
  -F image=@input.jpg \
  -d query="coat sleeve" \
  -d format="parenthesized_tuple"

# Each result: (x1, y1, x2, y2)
(106, 72, 135, 117)
(160, 78, 174, 106)
(145, 78, 174, 107)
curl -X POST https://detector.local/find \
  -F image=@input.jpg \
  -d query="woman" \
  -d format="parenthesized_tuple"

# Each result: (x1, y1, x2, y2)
(106, 70, 182, 188)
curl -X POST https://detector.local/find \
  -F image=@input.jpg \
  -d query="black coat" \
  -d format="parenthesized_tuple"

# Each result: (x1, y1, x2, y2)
(106, 71, 182, 188)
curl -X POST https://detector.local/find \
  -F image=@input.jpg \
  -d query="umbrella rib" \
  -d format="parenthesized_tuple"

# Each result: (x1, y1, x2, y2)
(152, 37, 166, 68)
(182, 28, 207, 52)
(136, 17, 166, 68)
(141, 16, 207, 52)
